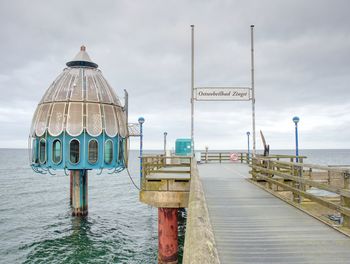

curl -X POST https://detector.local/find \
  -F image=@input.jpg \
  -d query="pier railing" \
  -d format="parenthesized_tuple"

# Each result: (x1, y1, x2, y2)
(139, 155, 191, 208)
(262, 154, 307, 163)
(201, 151, 250, 164)
(141, 155, 191, 182)
(250, 156, 350, 229)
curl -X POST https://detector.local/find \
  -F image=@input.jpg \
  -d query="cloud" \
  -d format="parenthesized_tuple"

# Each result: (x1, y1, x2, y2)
(0, 0, 349, 150)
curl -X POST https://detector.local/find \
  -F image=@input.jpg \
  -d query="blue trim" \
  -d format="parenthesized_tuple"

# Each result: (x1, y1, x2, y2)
(31, 131, 126, 172)
(247, 135, 250, 160)
(295, 124, 299, 162)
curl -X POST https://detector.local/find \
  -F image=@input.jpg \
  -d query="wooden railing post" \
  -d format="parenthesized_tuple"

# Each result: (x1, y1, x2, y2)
(267, 160, 272, 190)
(299, 159, 305, 193)
(219, 153, 222, 163)
(292, 164, 299, 203)
(327, 167, 331, 185)
(141, 157, 146, 189)
(341, 172, 350, 228)
(205, 147, 208, 163)
(240, 153, 243, 163)
(252, 157, 257, 181)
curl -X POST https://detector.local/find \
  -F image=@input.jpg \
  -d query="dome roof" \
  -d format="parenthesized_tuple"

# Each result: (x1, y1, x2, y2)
(30, 46, 127, 138)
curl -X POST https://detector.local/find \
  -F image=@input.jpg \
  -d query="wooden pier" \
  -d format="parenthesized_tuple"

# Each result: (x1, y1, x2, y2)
(139, 153, 350, 263)
(195, 162, 350, 263)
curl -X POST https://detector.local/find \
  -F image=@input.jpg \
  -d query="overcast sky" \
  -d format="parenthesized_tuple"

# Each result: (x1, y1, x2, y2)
(0, 0, 349, 150)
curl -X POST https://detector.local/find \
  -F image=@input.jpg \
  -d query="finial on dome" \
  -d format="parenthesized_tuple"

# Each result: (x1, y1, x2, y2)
(66, 45, 98, 68)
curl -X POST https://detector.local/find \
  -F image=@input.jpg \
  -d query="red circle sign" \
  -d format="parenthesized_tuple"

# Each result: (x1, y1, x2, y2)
(230, 153, 239, 161)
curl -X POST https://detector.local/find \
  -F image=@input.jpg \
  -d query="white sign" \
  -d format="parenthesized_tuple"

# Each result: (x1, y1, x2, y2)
(194, 87, 251, 101)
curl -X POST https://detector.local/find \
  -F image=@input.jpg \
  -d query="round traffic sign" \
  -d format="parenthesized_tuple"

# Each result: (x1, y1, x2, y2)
(230, 153, 239, 161)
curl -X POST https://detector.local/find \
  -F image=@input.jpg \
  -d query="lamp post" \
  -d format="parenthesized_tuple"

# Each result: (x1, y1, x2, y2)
(138, 117, 145, 179)
(163, 132, 167, 156)
(293, 116, 300, 162)
(190, 24, 195, 157)
(246, 131, 250, 163)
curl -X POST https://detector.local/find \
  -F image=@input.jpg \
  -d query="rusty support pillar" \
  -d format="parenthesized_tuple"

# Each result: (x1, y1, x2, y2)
(70, 171, 73, 206)
(158, 208, 178, 264)
(71, 170, 88, 216)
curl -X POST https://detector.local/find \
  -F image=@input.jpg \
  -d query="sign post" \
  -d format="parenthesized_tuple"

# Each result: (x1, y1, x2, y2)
(251, 25, 256, 157)
(191, 25, 195, 156)
(190, 25, 256, 154)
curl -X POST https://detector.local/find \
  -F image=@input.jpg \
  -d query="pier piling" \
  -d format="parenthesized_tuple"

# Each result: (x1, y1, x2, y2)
(158, 208, 178, 264)
(70, 171, 73, 206)
(71, 170, 88, 216)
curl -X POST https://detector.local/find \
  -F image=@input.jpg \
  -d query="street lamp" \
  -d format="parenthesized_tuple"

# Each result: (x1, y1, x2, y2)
(246, 131, 250, 163)
(164, 132, 168, 156)
(138, 117, 145, 179)
(292, 116, 300, 162)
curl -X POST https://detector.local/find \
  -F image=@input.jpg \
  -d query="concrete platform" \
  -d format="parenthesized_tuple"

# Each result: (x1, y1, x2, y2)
(198, 163, 350, 264)
(140, 165, 191, 208)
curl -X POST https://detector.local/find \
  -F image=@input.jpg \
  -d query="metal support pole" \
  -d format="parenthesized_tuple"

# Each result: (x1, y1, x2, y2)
(190, 25, 195, 156)
(250, 25, 256, 157)
(158, 208, 178, 263)
(138, 117, 145, 180)
(247, 131, 250, 163)
(71, 169, 88, 216)
(295, 123, 299, 162)
(163, 132, 167, 156)
(124, 89, 129, 127)
(293, 116, 300, 162)
(140, 124, 143, 178)
(70, 170, 73, 206)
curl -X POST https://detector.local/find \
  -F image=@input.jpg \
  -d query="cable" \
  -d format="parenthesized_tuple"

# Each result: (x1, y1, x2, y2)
(125, 166, 140, 190)
(123, 154, 140, 190)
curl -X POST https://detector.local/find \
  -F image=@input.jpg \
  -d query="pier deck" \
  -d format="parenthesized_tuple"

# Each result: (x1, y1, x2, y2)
(147, 166, 191, 180)
(198, 163, 350, 263)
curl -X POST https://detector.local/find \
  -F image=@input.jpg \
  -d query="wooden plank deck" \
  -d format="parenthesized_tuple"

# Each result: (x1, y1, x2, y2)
(198, 163, 350, 264)
(147, 166, 191, 180)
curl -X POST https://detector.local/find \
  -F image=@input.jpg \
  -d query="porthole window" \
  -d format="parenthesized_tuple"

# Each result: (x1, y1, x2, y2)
(70, 139, 80, 164)
(88, 139, 98, 164)
(119, 138, 123, 162)
(32, 138, 37, 163)
(104, 139, 113, 164)
(39, 138, 46, 164)
(52, 139, 62, 164)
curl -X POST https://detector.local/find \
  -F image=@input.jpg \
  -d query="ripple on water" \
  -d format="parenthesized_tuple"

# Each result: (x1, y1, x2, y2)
(0, 150, 185, 264)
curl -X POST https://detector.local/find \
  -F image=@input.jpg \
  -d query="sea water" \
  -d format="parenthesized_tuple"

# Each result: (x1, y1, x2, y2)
(0, 149, 185, 264)
(1, 148, 349, 263)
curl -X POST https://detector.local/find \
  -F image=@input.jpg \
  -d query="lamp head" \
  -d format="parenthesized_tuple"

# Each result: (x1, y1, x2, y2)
(292, 116, 300, 124)
(138, 117, 145, 125)
(246, 131, 250, 136)
(164, 132, 167, 136)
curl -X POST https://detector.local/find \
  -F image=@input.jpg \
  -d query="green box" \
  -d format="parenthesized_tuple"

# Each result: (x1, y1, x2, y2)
(175, 138, 192, 156)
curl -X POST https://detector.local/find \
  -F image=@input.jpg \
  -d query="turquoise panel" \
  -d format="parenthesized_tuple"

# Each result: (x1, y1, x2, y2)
(31, 130, 126, 174)
(175, 138, 192, 156)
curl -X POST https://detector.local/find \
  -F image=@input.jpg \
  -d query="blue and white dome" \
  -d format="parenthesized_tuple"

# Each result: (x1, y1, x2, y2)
(29, 46, 128, 173)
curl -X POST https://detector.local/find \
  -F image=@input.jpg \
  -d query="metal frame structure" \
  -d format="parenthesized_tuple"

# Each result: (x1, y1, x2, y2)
(190, 25, 256, 156)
